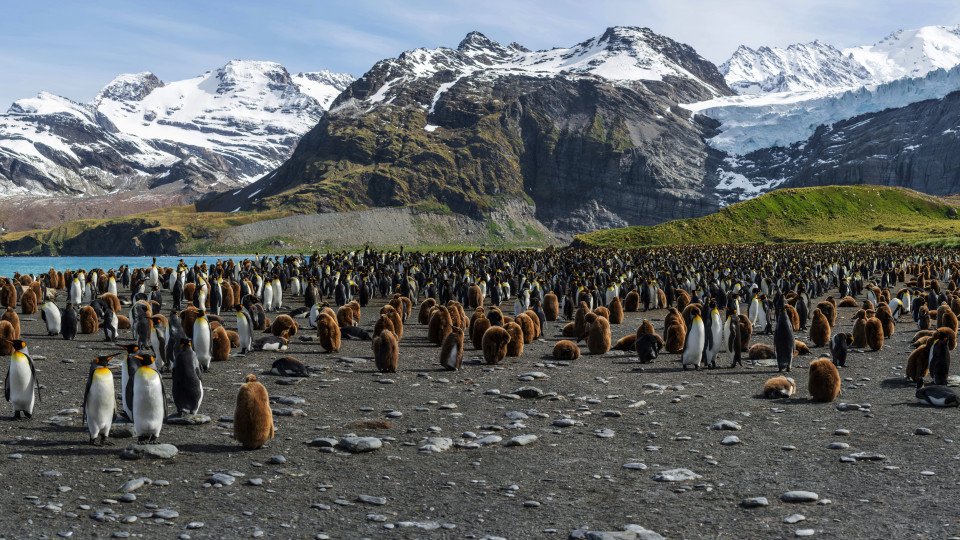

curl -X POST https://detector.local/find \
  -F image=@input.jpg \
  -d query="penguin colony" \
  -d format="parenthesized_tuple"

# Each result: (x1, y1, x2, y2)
(3, 245, 959, 459)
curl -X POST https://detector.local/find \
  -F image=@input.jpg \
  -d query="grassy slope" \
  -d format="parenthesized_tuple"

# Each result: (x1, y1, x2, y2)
(575, 186, 960, 248)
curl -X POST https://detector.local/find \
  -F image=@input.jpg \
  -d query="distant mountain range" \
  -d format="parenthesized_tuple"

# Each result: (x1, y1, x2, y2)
(4, 23, 960, 236)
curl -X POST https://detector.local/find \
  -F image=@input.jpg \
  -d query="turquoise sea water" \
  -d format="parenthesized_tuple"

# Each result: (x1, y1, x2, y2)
(0, 255, 252, 276)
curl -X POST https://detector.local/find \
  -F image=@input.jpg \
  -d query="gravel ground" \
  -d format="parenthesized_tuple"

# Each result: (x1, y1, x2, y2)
(0, 287, 958, 540)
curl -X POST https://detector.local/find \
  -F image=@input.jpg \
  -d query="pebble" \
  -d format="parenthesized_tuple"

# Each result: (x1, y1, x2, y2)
(834, 429, 850, 436)
(523, 500, 541, 508)
(120, 477, 150, 493)
(267, 455, 287, 464)
(119, 493, 136, 503)
(740, 497, 769, 508)
(187, 522, 204, 529)
(247, 478, 264, 486)
(166, 414, 212, 425)
(795, 529, 815, 537)
(920, 470, 936, 476)
(308, 437, 339, 448)
(153, 509, 179, 519)
(780, 491, 819, 503)
(121, 444, 178, 460)
(514, 387, 544, 399)
(337, 437, 383, 453)
(720, 436, 741, 446)
(505, 411, 529, 421)
(827, 442, 850, 450)
(357, 495, 387, 506)
(847, 452, 886, 461)
(652, 468, 701, 482)
(476, 435, 503, 446)
(504, 434, 538, 447)
(784, 514, 806, 524)
(622, 463, 648, 470)
(595, 428, 615, 438)
(711, 420, 742, 431)
(208, 473, 236, 487)
(915, 427, 933, 436)
(419, 437, 454, 453)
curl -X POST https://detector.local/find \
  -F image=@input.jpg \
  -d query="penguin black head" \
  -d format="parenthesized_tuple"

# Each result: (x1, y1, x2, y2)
(6, 338, 27, 351)
(133, 354, 156, 368)
(197, 310, 206, 318)
(94, 354, 118, 367)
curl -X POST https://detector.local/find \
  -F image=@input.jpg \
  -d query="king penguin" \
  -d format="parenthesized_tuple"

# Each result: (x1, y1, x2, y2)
(130, 354, 165, 443)
(193, 310, 212, 372)
(4, 344, 39, 419)
(682, 308, 705, 370)
(83, 354, 118, 445)
(171, 339, 203, 416)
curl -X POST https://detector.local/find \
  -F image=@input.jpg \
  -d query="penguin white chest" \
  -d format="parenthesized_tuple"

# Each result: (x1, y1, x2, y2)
(133, 369, 164, 437)
(86, 371, 115, 435)
(8, 358, 35, 412)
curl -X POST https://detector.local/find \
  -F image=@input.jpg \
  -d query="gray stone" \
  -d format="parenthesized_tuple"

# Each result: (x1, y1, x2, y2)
(569, 524, 665, 540)
(827, 442, 850, 450)
(595, 428, 616, 438)
(166, 414, 211, 425)
(784, 514, 806, 524)
(307, 437, 339, 448)
(710, 420, 742, 431)
(337, 437, 382, 453)
(720, 436, 741, 446)
(208, 473, 236, 486)
(622, 463, 648, 470)
(553, 418, 578, 428)
(915, 427, 933, 436)
(121, 444, 178, 460)
(652, 468, 702, 482)
(504, 434, 538, 447)
(267, 455, 287, 465)
(476, 435, 503, 446)
(740, 497, 769, 508)
(419, 437, 454, 453)
(514, 387, 545, 399)
(847, 452, 886, 461)
(357, 495, 387, 506)
(153, 509, 179, 519)
(780, 491, 819, 503)
(120, 477, 150, 493)
(795, 530, 815, 537)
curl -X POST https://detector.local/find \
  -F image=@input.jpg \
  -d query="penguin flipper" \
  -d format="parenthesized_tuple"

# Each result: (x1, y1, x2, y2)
(26, 354, 39, 402)
(3, 369, 8, 402)
(82, 364, 95, 421)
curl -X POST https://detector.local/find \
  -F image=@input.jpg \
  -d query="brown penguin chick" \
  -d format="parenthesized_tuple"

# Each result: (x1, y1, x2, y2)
(117, 314, 131, 330)
(543, 292, 560, 320)
(180, 307, 200, 339)
(809, 308, 832, 347)
(183, 282, 196, 303)
(573, 302, 590, 337)
(503, 315, 514, 326)
(593, 306, 611, 321)
(553, 339, 581, 360)
(838, 296, 858, 308)
(2, 307, 20, 339)
(374, 313, 396, 339)
(936, 325, 958, 350)
(737, 314, 753, 352)
(468, 307, 484, 336)
(612, 333, 638, 351)
(417, 298, 437, 324)
(784, 304, 800, 331)
(467, 284, 483, 309)
(29, 281, 43, 303)
(381, 305, 404, 339)
(675, 289, 692, 312)
(585, 313, 612, 355)
(428, 307, 453, 345)
(561, 322, 578, 338)
(226, 330, 241, 348)
(816, 301, 837, 327)
(99, 293, 122, 314)
(851, 311, 868, 347)
(607, 296, 624, 325)
(487, 306, 504, 327)
(316, 312, 341, 353)
(373, 329, 399, 373)
(471, 317, 491, 350)
(761, 376, 797, 399)
(657, 289, 667, 309)
(906, 342, 931, 383)
(876, 304, 895, 338)
(79, 306, 99, 334)
(504, 321, 524, 357)
(336, 306, 354, 328)
(664, 320, 687, 354)
(0, 321, 15, 355)
(865, 317, 884, 351)
(270, 314, 299, 339)
(749, 343, 776, 360)
(938, 305, 958, 333)
(439, 327, 464, 371)
(481, 326, 511, 365)
(19, 288, 37, 315)
(524, 309, 542, 339)
(448, 303, 467, 330)
(952, 296, 960, 318)
(638, 319, 656, 336)
(515, 313, 536, 344)
(347, 301, 361, 326)
(234, 374, 275, 450)
(861, 299, 875, 311)
(212, 325, 231, 362)
(794, 340, 811, 356)
(623, 290, 640, 312)
(399, 296, 413, 321)
(808, 357, 842, 402)
(912, 329, 935, 346)
(0, 282, 15, 308)
(221, 283, 235, 312)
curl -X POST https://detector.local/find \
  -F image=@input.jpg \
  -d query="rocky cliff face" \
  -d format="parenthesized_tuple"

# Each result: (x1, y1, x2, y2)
(726, 91, 960, 196)
(200, 27, 732, 234)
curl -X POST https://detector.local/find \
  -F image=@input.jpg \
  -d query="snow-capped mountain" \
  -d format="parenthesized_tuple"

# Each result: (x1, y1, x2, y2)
(202, 27, 732, 233)
(0, 60, 353, 197)
(720, 41, 871, 94)
(846, 25, 960, 82)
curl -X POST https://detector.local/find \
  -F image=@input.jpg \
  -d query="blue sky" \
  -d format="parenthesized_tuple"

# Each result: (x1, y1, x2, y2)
(3, 0, 960, 106)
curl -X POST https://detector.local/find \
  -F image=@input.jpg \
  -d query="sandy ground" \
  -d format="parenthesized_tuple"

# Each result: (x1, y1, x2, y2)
(0, 287, 958, 540)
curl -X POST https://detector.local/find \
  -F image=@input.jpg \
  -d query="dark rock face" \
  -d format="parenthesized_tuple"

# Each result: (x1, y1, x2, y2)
(200, 28, 731, 234)
(733, 91, 960, 195)
(0, 220, 183, 256)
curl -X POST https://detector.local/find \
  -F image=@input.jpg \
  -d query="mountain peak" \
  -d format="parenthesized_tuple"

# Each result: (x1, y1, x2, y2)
(457, 31, 500, 51)
(95, 72, 164, 103)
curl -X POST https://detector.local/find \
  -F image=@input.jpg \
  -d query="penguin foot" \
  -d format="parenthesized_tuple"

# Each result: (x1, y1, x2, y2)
(23, 411, 31, 419)
(12, 411, 20, 420)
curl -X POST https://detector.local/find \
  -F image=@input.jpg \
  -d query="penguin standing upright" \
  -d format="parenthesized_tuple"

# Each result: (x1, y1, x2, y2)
(117, 343, 141, 417)
(724, 306, 742, 368)
(130, 354, 164, 443)
(61, 303, 78, 341)
(102, 308, 119, 342)
(682, 307, 705, 370)
(40, 300, 61, 336)
(193, 310, 212, 372)
(4, 345, 39, 419)
(83, 354, 117, 445)
(235, 305, 253, 354)
(774, 295, 795, 372)
(928, 331, 953, 387)
(171, 339, 203, 416)
(702, 303, 722, 369)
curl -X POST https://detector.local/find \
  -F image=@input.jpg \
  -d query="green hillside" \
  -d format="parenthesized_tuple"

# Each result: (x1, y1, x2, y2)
(574, 186, 960, 248)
